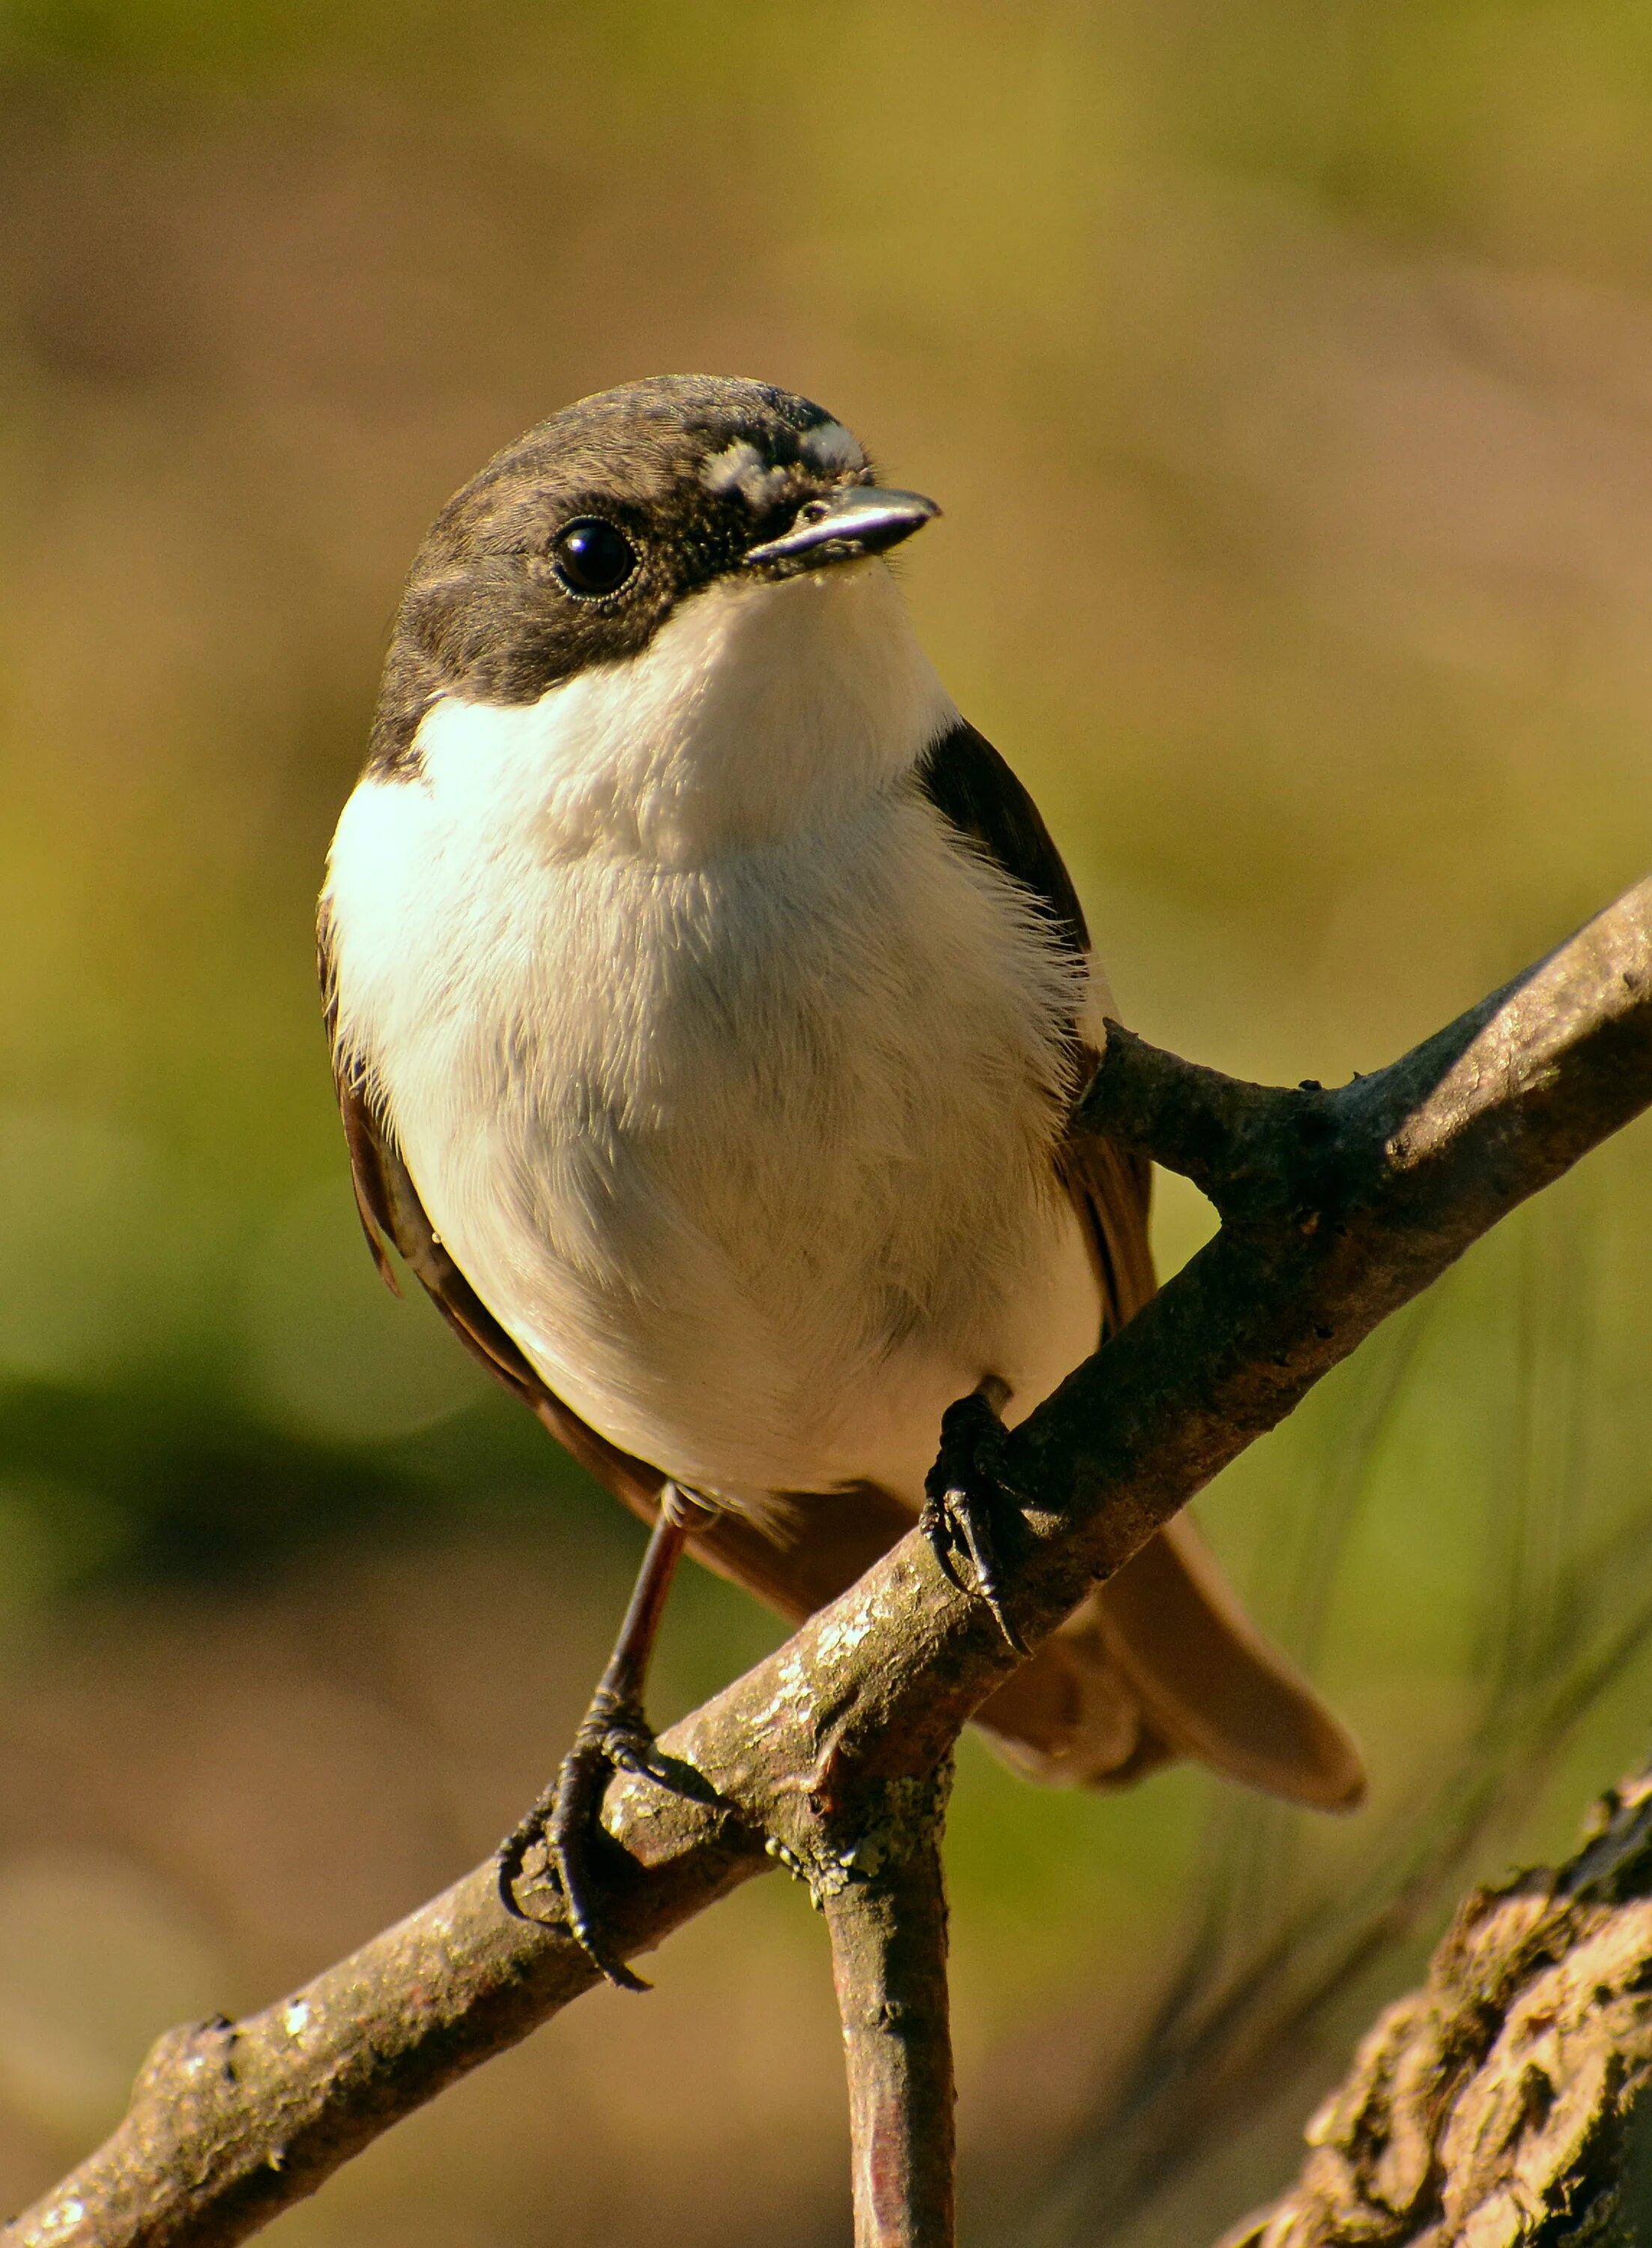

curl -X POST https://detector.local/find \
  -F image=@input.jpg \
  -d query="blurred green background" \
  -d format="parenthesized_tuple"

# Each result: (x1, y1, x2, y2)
(2, 2, 1652, 2241)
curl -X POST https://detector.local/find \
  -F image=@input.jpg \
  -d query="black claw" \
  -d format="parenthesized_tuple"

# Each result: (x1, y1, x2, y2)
(496, 1794, 551, 1916)
(922, 1506, 967, 1593)
(951, 1496, 1029, 1657)
(919, 1389, 1030, 1655)
(497, 1694, 686, 1993)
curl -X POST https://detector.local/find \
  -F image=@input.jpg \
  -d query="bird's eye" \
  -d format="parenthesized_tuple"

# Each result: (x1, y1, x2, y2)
(551, 519, 638, 598)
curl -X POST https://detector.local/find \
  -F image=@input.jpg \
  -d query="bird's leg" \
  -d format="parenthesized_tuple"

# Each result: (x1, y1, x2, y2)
(497, 1487, 707, 1992)
(920, 1376, 1031, 1657)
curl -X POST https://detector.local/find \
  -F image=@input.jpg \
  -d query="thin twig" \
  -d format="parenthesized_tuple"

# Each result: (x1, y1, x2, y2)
(814, 1757, 957, 2247)
(10, 877, 1652, 2248)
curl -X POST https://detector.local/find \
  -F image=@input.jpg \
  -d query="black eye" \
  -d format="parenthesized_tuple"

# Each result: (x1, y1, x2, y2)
(551, 518, 638, 598)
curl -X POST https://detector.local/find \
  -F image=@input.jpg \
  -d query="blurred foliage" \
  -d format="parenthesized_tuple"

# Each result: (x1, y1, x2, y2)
(2, 1, 1652, 2243)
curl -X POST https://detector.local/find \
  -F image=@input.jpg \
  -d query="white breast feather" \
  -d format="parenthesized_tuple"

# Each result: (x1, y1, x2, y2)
(324, 561, 1103, 1511)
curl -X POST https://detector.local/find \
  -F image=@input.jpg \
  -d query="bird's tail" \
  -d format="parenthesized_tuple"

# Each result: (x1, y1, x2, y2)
(973, 1512, 1365, 1810)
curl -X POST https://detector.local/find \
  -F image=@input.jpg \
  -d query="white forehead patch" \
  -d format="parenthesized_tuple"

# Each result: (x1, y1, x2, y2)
(802, 420, 866, 474)
(701, 438, 762, 493)
(700, 439, 793, 510)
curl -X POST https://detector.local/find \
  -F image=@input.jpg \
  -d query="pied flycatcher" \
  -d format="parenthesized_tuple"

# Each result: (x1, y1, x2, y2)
(320, 376, 1363, 1988)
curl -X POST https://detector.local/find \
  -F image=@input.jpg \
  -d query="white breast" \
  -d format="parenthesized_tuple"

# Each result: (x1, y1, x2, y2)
(324, 561, 1103, 1512)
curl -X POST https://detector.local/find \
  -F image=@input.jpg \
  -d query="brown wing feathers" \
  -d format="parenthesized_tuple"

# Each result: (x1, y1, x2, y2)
(915, 720, 1364, 1810)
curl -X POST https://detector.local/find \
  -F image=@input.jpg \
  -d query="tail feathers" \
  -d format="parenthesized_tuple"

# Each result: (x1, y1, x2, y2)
(976, 1515, 1366, 1811)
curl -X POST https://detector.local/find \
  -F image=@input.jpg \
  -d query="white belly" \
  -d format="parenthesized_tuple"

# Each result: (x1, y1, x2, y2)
(330, 794, 1098, 1512)
(324, 565, 1103, 1513)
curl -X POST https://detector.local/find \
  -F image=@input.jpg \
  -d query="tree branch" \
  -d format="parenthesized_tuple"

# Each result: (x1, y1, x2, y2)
(11, 877, 1652, 2248)
(1215, 1771, 1652, 2247)
(815, 1757, 957, 2247)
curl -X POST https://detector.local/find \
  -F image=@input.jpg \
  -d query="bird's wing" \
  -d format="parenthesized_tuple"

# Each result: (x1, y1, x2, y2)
(911, 717, 1365, 1810)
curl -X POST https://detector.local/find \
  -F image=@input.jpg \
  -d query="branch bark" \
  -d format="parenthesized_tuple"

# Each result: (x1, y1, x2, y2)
(817, 1757, 957, 2247)
(10, 877, 1652, 2248)
(1216, 1774, 1652, 2247)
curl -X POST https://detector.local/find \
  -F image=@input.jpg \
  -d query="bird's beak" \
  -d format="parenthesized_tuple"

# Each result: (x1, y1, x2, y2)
(744, 485, 941, 569)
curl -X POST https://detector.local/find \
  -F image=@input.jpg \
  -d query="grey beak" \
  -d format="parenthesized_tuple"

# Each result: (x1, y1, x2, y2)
(744, 485, 941, 567)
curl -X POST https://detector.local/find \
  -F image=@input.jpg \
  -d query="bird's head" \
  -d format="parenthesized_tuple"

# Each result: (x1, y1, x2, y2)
(371, 375, 940, 779)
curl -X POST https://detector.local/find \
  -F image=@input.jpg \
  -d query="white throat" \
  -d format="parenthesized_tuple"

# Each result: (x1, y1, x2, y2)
(409, 557, 953, 866)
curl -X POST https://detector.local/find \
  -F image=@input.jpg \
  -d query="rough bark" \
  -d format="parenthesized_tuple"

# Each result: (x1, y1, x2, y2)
(9, 875, 1652, 2248)
(1218, 1775, 1652, 2248)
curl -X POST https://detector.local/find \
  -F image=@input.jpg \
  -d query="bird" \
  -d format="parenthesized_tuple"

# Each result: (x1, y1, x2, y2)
(318, 374, 1364, 1989)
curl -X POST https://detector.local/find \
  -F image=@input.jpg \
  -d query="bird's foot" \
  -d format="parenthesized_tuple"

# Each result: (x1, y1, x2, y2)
(497, 1687, 682, 1992)
(920, 1386, 1030, 1656)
